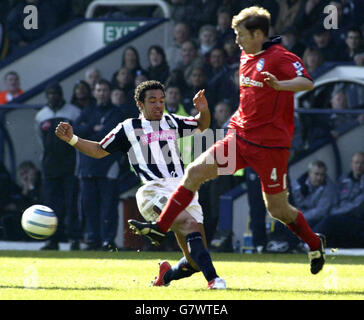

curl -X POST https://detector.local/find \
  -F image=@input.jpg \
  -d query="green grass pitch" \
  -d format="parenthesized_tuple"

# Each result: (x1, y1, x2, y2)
(0, 250, 363, 300)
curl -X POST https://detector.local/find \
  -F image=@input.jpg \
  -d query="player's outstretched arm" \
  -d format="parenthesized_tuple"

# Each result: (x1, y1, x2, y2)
(55, 122, 109, 159)
(262, 71, 314, 92)
(193, 89, 211, 132)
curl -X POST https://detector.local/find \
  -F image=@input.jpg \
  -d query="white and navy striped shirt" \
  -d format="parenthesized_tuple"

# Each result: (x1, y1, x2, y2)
(99, 114, 198, 183)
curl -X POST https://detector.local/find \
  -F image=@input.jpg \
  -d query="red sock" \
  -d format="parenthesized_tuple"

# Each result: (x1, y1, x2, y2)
(286, 211, 321, 251)
(157, 185, 194, 232)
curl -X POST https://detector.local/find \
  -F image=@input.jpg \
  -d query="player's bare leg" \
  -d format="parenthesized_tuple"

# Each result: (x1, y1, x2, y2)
(263, 190, 326, 274)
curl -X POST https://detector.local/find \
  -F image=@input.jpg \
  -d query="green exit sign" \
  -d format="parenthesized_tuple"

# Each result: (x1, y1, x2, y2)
(104, 21, 146, 44)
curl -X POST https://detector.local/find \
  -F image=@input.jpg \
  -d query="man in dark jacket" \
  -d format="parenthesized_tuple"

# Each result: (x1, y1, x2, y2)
(74, 79, 126, 251)
(314, 152, 364, 247)
(35, 82, 81, 250)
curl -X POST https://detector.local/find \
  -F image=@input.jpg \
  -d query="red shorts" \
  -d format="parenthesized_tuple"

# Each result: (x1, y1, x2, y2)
(209, 131, 290, 194)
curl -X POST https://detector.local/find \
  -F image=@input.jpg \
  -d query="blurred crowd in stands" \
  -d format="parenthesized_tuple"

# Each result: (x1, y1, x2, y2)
(0, 0, 363, 251)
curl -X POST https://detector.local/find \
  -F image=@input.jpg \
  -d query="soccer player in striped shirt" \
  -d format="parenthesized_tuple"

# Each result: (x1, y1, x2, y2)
(129, 6, 326, 275)
(55, 80, 226, 289)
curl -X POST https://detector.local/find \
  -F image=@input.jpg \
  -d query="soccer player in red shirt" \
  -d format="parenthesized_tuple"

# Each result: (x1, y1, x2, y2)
(129, 6, 326, 274)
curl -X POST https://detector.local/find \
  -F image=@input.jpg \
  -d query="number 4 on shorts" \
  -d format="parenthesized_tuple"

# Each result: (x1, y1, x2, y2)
(270, 168, 277, 181)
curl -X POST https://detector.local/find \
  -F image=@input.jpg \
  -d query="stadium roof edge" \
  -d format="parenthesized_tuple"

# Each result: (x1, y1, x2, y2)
(0, 17, 164, 71)
(10, 18, 167, 104)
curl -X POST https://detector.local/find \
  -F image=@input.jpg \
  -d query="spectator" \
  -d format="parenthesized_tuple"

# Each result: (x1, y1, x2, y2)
(204, 47, 231, 94)
(70, 80, 95, 110)
(0, 20, 9, 60)
(166, 22, 191, 71)
(301, 88, 360, 150)
(281, 26, 306, 58)
(341, 28, 364, 62)
(268, 160, 336, 252)
(165, 69, 189, 97)
(111, 87, 126, 107)
(6, 0, 60, 54)
(73, 79, 126, 251)
(120, 46, 145, 80)
(184, 0, 221, 36)
(146, 45, 170, 84)
(0, 162, 25, 240)
(35, 82, 82, 250)
(274, 0, 303, 34)
(84, 68, 102, 91)
(294, 0, 331, 43)
(314, 152, 364, 248)
(134, 69, 149, 88)
(212, 101, 232, 130)
(6, 160, 43, 240)
(354, 52, 364, 66)
(111, 86, 138, 119)
(17, 160, 42, 208)
(217, 66, 240, 112)
(328, 89, 362, 139)
(164, 85, 189, 116)
(164, 84, 193, 180)
(175, 40, 204, 87)
(328, 1, 354, 45)
(340, 0, 364, 33)
(216, 6, 235, 47)
(302, 47, 334, 80)
(111, 66, 134, 105)
(311, 25, 346, 62)
(0, 160, 43, 241)
(183, 66, 216, 117)
(223, 36, 240, 66)
(197, 24, 218, 63)
(0, 71, 23, 104)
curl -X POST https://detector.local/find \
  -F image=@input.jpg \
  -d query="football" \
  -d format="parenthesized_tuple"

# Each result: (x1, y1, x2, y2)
(21, 205, 58, 240)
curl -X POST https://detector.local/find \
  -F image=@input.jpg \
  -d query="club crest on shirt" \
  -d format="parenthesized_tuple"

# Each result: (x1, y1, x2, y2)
(256, 58, 264, 71)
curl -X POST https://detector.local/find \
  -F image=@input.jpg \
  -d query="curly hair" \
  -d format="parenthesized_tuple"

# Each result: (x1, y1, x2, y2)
(134, 80, 165, 104)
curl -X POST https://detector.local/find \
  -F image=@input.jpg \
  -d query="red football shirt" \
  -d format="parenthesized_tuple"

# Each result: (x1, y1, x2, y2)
(229, 38, 312, 148)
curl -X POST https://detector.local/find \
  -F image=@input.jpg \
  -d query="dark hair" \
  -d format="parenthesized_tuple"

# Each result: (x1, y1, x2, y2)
(121, 46, 142, 69)
(210, 46, 227, 58)
(182, 39, 199, 50)
(45, 82, 63, 96)
(4, 70, 19, 80)
(217, 5, 231, 16)
(148, 45, 167, 66)
(71, 80, 92, 105)
(346, 27, 362, 38)
(94, 78, 112, 90)
(308, 160, 327, 171)
(134, 80, 165, 104)
(18, 160, 37, 171)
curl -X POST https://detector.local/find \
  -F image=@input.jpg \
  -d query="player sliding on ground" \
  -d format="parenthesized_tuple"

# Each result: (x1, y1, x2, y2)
(128, 6, 326, 275)
(55, 80, 226, 289)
